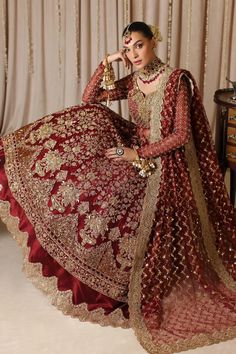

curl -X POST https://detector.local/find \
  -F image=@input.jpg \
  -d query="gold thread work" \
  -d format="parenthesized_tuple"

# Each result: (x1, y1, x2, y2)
(128, 68, 174, 350)
(0, 200, 130, 329)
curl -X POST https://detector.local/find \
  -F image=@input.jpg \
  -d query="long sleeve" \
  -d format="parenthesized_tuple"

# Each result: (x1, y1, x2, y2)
(137, 76, 191, 158)
(82, 62, 133, 104)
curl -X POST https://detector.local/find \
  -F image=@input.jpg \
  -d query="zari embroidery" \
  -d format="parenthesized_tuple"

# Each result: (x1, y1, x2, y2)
(128, 69, 236, 354)
(3, 104, 147, 302)
(128, 68, 173, 349)
(185, 134, 236, 291)
(0, 200, 130, 329)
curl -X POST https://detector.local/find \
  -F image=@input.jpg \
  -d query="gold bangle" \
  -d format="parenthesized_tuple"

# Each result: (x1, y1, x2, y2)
(132, 154, 157, 178)
(105, 54, 109, 66)
(103, 53, 116, 91)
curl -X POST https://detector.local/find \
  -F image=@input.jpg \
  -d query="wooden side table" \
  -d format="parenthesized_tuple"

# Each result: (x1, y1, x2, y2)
(214, 88, 236, 206)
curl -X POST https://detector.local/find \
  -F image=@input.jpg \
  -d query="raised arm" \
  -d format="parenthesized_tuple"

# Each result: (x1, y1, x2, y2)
(82, 62, 133, 104)
(137, 76, 191, 158)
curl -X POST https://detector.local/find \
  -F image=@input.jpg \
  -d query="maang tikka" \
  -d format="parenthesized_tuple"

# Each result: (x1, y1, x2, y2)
(123, 22, 133, 45)
(122, 23, 163, 44)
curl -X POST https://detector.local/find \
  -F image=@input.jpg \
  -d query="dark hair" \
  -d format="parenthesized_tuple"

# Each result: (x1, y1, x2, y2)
(122, 21, 153, 39)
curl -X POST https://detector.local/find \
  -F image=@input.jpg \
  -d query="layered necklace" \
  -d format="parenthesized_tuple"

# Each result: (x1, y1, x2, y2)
(138, 57, 166, 84)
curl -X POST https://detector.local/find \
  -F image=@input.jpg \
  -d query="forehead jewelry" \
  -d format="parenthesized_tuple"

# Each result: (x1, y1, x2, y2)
(123, 22, 133, 45)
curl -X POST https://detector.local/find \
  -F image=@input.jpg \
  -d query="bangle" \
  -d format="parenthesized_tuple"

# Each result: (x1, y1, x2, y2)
(105, 54, 109, 66)
(132, 153, 157, 178)
(103, 54, 116, 91)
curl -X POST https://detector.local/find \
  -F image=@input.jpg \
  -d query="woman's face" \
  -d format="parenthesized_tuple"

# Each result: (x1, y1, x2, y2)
(123, 31, 156, 69)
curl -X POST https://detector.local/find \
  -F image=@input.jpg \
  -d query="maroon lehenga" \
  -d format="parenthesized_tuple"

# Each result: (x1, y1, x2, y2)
(0, 60, 236, 353)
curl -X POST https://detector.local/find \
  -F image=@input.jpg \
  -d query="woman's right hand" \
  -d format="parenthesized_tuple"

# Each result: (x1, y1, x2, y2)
(102, 50, 131, 69)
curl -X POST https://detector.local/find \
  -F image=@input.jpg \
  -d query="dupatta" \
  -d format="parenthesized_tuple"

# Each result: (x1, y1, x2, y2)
(128, 69, 236, 353)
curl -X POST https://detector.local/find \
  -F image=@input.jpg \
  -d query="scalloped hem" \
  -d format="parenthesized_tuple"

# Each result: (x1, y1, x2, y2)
(0, 200, 130, 329)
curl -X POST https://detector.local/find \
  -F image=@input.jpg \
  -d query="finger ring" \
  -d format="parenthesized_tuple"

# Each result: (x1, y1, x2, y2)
(116, 147, 124, 156)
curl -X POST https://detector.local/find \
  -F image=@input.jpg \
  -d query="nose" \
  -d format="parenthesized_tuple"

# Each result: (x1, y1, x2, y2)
(130, 47, 138, 59)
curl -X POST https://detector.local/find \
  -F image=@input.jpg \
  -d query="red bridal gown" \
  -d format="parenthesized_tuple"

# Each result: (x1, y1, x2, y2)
(0, 59, 236, 354)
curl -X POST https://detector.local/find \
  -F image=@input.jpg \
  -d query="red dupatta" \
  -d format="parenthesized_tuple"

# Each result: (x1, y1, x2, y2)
(128, 69, 236, 354)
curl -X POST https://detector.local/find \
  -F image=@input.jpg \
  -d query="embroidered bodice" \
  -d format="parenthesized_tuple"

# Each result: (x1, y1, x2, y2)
(82, 60, 191, 159)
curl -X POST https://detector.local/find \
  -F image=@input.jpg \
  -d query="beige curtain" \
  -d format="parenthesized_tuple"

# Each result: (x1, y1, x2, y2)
(0, 0, 235, 136)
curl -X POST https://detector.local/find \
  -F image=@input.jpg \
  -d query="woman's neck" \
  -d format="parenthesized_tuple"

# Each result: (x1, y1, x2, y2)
(138, 57, 165, 84)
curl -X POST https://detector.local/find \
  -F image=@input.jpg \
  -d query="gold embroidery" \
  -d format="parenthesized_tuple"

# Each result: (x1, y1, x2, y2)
(128, 71, 236, 354)
(185, 135, 236, 291)
(0, 200, 130, 329)
(28, 123, 55, 144)
(80, 212, 109, 246)
(50, 180, 81, 213)
(35, 150, 63, 177)
(2, 105, 147, 302)
(128, 68, 173, 343)
(117, 234, 137, 270)
(129, 67, 173, 131)
(108, 227, 121, 241)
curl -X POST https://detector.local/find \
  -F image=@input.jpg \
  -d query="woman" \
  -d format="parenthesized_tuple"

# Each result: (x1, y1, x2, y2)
(0, 21, 236, 354)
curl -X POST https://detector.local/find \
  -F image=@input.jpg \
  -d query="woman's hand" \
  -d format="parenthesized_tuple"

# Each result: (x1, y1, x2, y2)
(102, 50, 131, 69)
(105, 147, 138, 162)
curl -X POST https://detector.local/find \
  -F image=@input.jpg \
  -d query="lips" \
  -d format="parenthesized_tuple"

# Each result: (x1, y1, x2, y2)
(134, 60, 142, 65)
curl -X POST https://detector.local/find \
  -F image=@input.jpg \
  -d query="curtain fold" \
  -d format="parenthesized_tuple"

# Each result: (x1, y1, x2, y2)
(0, 0, 235, 135)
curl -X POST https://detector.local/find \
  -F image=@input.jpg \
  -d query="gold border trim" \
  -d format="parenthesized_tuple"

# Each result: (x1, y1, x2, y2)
(128, 72, 236, 353)
(0, 200, 130, 329)
(2, 126, 129, 303)
(128, 68, 173, 349)
(185, 135, 236, 291)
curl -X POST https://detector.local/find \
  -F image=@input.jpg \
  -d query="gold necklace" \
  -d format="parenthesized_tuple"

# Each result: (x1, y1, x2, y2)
(138, 57, 165, 84)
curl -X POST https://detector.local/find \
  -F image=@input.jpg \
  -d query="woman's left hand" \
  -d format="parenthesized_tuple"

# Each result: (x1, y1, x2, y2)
(105, 147, 138, 162)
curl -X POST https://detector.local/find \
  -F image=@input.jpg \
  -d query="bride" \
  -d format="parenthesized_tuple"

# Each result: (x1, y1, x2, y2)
(0, 21, 236, 354)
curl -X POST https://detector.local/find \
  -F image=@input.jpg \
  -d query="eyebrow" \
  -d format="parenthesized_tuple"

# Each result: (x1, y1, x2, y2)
(123, 40, 143, 48)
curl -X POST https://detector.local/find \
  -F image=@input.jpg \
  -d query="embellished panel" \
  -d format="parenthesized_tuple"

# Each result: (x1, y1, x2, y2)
(3, 103, 146, 302)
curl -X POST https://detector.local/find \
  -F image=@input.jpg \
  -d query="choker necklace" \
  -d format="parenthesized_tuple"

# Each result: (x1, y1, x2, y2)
(138, 57, 165, 84)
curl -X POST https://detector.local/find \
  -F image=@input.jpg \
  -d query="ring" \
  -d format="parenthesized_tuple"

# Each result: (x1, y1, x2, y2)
(116, 147, 124, 156)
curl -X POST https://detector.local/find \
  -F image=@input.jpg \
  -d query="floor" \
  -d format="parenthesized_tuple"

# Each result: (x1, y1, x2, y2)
(0, 171, 236, 354)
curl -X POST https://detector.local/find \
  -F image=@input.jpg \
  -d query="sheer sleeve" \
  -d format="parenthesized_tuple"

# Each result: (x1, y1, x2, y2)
(82, 62, 133, 104)
(137, 76, 191, 158)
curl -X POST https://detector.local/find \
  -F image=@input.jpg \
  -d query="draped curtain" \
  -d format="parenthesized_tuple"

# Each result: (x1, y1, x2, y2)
(0, 0, 235, 136)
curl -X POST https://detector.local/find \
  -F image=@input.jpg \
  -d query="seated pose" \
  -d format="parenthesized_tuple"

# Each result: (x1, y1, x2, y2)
(0, 21, 236, 354)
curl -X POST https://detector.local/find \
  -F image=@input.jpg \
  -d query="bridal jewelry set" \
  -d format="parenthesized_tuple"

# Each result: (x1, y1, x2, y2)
(103, 56, 165, 89)
(104, 52, 161, 177)
(137, 57, 165, 84)
(103, 23, 164, 89)
(104, 23, 162, 177)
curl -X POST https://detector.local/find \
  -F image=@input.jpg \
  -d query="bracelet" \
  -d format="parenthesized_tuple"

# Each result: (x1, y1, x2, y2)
(103, 54, 116, 91)
(132, 153, 157, 178)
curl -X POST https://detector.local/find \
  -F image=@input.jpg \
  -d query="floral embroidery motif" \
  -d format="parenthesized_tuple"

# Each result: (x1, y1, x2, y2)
(3, 103, 146, 301)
